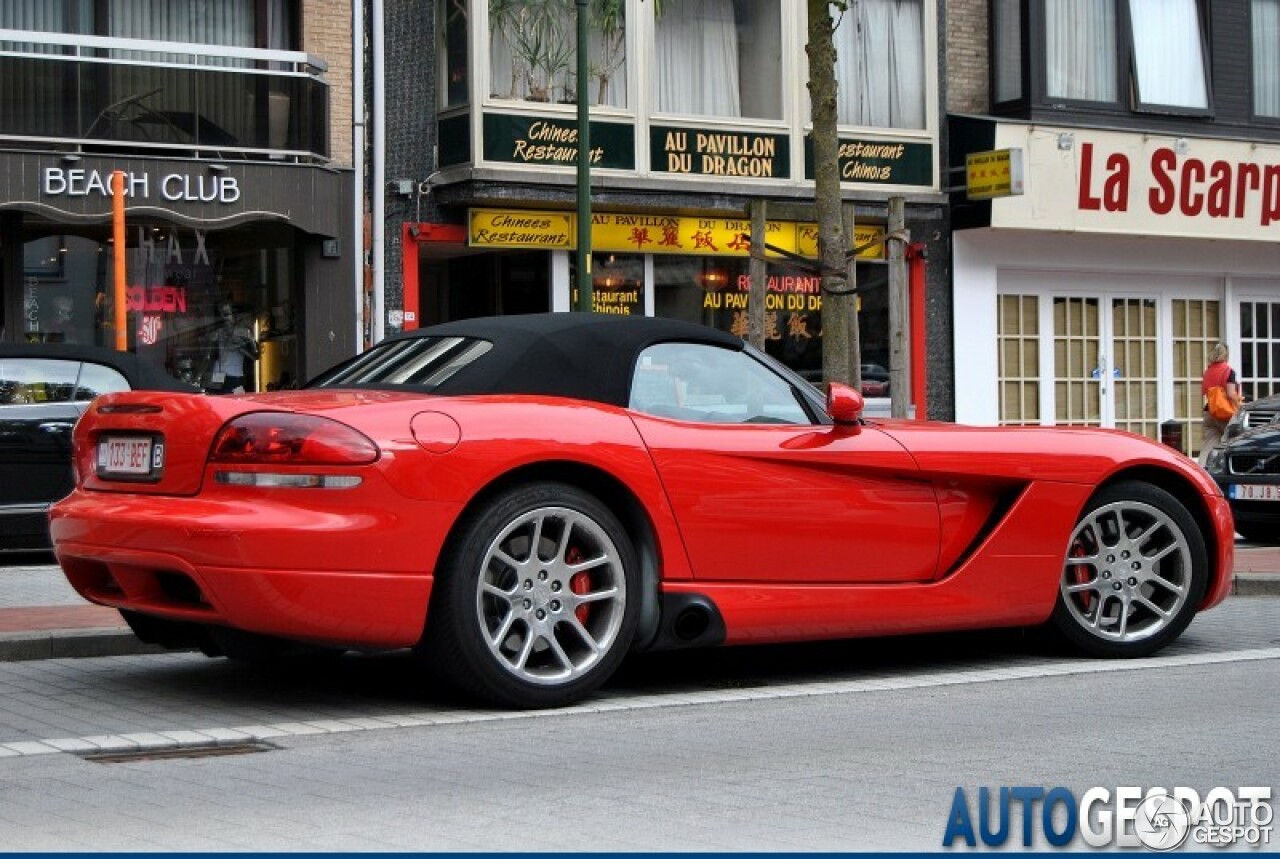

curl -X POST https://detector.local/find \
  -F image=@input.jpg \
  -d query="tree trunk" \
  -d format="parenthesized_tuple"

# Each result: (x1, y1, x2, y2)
(806, 0, 854, 386)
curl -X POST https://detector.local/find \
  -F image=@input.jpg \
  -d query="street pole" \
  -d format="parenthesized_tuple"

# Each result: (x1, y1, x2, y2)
(111, 170, 127, 351)
(574, 0, 592, 313)
(888, 195, 909, 418)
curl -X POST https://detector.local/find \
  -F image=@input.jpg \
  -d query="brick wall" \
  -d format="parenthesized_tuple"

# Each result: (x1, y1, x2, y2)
(946, 0, 988, 114)
(304, 0, 354, 167)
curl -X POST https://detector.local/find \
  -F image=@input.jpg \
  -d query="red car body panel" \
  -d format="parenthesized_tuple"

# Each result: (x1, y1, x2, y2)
(51, 386, 1234, 654)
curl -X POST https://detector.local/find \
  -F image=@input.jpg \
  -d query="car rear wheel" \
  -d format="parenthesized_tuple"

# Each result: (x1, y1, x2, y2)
(1052, 480, 1207, 657)
(423, 482, 639, 708)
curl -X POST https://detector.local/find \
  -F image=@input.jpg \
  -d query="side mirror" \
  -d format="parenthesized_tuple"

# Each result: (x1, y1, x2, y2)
(826, 382, 864, 425)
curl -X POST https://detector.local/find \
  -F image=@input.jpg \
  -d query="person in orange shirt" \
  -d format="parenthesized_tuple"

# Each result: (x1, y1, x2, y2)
(1200, 342, 1241, 464)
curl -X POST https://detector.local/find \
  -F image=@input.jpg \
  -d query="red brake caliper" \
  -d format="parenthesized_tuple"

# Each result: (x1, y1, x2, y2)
(1070, 541, 1092, 610)
(567, 547, 591, 624)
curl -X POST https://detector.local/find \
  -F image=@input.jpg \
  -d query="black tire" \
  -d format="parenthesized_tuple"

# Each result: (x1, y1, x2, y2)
(421, 482, 640, 708)
(1235, 521, 1280, 545)
(1051, 480, 1207, 658)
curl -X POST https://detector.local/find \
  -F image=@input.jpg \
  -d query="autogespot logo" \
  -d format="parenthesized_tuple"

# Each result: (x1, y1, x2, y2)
(942, 786, 1274, 850)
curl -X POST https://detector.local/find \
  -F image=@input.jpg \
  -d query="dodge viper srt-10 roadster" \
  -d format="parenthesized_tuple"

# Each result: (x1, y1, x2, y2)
(51, 313, 1234, 708)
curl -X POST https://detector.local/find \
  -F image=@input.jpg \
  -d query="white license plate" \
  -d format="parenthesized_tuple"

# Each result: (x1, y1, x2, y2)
(97, 436, 162, 477)
(1228, 483, 1280, 501)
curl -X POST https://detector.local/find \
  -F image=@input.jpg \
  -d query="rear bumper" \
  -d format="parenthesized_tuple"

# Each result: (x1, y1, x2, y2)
(50, 489, 445, 648)
(56, 542, 432, 649)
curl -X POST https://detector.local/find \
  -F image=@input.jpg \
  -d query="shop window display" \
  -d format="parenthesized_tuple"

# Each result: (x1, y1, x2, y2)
(20, 224, 299, 393)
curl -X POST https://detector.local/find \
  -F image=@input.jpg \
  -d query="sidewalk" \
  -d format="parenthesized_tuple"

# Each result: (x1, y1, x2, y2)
(1, 545, 1278, 662)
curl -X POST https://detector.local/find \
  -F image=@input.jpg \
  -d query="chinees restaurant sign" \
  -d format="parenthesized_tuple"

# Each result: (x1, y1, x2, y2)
(804, 136, 935, 187)
(482, 112, 635, 170)
(469, 210, 885, 260)
(650, 126, 791, 179)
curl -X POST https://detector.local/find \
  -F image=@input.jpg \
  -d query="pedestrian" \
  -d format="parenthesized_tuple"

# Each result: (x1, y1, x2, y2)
(1199, 342, 1241, 464)
(205, 301, 259, 394)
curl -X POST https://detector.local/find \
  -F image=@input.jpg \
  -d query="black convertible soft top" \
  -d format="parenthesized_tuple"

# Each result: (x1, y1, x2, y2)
(373, 313, 744, 407)
(0, 342, 197, 392)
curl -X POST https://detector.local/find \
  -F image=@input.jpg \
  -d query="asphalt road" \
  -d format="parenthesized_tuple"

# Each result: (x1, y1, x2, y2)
(0, 597, 1276, 850)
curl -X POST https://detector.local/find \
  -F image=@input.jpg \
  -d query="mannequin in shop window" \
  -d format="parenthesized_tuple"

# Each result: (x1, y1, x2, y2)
(204, 301, 259, 394)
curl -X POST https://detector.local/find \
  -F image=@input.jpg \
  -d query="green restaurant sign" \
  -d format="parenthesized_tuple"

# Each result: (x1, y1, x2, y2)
(482, 112, 635, 170)
(804, 136, 934, 187)
(649, 126, 791, 179)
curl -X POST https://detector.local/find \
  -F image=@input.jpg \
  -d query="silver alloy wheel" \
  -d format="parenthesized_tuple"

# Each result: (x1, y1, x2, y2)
(1060, 499, 1193, 643)
(475, 505, 626, 686)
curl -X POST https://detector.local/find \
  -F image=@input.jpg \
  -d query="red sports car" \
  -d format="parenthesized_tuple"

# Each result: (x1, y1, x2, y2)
(51, 313, 1234, 708)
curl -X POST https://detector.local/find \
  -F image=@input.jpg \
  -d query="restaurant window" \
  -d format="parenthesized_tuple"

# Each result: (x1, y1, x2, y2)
(570, 253, 644, 316)
(1127, 0, 1209, 111)
(489, 0, 627, 107)
(21, 224, 300, 393)
(1044, 0, 1117, 103)
(653, 0, 781, 120)
(832, 0, 926, 129)
(652, 255, 889, 385)
(1253, 0, 1280, 117)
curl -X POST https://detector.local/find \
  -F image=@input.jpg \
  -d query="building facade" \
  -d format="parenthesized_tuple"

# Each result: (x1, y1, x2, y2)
(0, 0, 358, 390)
(378, 0, 955, 417)
(948, 0, 1280, 455)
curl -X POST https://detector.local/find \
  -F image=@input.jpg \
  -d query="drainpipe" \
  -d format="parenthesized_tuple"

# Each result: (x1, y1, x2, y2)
(371, 0, 386, 344)
(352, 0, 365, 348)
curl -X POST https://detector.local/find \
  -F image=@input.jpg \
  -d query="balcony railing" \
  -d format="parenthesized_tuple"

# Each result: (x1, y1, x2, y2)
(0, 29, 329, 162)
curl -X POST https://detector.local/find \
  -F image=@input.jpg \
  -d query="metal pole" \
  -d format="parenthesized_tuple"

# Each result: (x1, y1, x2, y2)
(747, 200, 766, 349)
(574, 0, 592, 312)
(888, 196, 909, 418)
(111, 170, 127, 351)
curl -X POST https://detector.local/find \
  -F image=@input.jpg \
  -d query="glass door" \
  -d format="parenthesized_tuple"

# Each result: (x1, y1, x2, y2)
(1052, 294, 1160, 439)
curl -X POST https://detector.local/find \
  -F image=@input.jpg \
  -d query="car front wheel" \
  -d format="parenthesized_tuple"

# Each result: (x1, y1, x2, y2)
(1052, 480, 1207, 657)
(423, 482, 639, 708)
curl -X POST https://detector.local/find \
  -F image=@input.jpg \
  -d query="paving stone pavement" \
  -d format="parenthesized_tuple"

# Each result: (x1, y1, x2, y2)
(0, 596, 1274, 758)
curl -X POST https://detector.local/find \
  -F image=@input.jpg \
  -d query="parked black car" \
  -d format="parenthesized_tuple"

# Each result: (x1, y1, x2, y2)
(1204, 392, 1280, 545)
(0, 344, 196, 552)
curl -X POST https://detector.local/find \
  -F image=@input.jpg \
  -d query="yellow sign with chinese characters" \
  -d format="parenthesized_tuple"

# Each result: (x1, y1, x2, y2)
(966, 148, 1025, 200)
(469, 209, 886, 260)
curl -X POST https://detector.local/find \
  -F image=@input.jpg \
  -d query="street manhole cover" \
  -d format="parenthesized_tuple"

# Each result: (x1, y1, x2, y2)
(79, 741, 277, 764)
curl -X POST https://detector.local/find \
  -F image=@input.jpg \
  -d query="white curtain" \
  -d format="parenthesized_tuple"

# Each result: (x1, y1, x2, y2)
(111, 0, 255, 48)
(1255, 0, 1280, 116)
(108, 0, 259, 148)
(833, 0, 925, 129)
(1045, 0, 1116, 101)
(1128, 0, 1207, 108)
(0, 0, 90, 49)
(655, 0, 740, 117)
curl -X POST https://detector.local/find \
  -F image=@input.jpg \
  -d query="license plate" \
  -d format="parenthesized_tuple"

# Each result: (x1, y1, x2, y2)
(1228, 484, 1280, 501)
(97, 436, 162, 478)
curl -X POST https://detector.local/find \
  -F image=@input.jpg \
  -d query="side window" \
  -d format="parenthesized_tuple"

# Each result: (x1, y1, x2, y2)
(629, 343, 812, 425)
(75, 363, 131, 400)
(0, 358, 80, 405)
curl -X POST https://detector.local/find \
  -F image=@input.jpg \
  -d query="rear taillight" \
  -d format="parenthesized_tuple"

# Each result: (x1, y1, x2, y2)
(210, 413, 378, 465)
